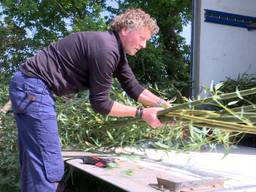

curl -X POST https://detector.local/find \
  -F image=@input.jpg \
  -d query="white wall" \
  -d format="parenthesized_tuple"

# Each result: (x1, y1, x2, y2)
(197, 0, 256, 94)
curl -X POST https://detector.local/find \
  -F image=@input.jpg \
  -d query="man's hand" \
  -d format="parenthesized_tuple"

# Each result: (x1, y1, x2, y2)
(155, 98, 174, 109)
(0, 100, 12, 114)
(141, 107, 165, 128)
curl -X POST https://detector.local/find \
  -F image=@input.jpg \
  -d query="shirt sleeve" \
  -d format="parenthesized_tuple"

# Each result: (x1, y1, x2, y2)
(88, 49, 118, 115)
(114, 59, 145, 101)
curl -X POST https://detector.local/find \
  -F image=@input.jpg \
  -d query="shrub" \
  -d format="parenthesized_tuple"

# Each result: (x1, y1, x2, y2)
(220, 73, 256, 106)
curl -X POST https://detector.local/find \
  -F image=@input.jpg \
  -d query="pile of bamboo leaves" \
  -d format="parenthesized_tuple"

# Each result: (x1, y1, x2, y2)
(158, 87, 256, 134)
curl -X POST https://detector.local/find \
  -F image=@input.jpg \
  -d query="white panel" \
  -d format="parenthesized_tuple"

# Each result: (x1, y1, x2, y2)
(198, 0, 256, 93)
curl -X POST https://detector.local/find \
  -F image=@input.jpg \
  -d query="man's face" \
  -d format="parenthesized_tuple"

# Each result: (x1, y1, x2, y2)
(119, 27, 151, 56)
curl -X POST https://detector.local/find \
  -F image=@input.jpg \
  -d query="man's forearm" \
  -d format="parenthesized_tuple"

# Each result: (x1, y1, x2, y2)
(107, 94, 166, 128)
(108, 101, 137, 117)
(137, 89, 166, 107)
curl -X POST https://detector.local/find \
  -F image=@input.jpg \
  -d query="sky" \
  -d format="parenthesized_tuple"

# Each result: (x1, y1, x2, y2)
(0, 6, 3, 22)
(181, 23, 192, 44)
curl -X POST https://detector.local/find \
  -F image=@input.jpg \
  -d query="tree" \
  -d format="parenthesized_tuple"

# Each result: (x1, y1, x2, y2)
(1, 0, 192, 98)
(0, 0, 108, 78)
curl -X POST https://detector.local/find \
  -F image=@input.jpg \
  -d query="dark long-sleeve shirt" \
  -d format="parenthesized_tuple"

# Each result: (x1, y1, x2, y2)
(20, 31, 145, 115)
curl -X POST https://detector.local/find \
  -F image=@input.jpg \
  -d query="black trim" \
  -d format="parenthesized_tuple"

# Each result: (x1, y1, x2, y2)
(204, 9, 256, 30)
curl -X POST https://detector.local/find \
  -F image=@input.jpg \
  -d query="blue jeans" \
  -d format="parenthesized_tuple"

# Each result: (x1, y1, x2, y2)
(9, 71, 64, 192)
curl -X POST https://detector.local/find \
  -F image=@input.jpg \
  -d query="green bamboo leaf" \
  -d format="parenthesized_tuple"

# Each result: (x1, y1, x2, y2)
(107, 162, 118, 169)
(154, 142, 170, 149)
(106, 130, 115, 142)
(227, 100, 239, 106)
(215, 82, 224, 90)
(236, 88, 244, 100)
(210, 81, 214, 92)
(212, 95, 221, 100)
(169, 96, 177, 103)
(122, 169, 133, 176)
(182, 96, 190, 102)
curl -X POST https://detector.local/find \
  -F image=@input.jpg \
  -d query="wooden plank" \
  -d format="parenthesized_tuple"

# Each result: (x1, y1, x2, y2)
(157, 177, 224, 192)
(137, 159, 225, 191)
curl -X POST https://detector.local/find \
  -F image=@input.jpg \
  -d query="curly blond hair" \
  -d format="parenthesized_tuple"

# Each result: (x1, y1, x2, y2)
(110, 9, 159, 36)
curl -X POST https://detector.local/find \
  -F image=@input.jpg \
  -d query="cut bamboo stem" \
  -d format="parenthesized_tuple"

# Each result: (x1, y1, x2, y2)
(157, 87, 256, 116)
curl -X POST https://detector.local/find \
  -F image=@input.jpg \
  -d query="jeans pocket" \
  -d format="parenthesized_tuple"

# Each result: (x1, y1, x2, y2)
(43, 147, 64, 183)
(10, 90, 38, 114)
(37, 115, 64, 183)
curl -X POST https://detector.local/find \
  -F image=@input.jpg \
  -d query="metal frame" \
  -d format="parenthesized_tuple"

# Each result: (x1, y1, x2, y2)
(191, 0, 201, 98)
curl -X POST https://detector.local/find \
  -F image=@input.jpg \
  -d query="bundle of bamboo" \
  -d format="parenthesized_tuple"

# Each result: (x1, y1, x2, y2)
(158, 87, 256, 134)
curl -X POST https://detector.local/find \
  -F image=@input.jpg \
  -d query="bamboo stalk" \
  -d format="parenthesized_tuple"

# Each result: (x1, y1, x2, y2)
(209, 117, 256, 123)
(162, 113, 256, 134)
(213, 98, 252, 125)
(162, 109, 256, 120)
(228, 105, 256, 112)
(191, 123, 256, 134)
(165, 113, 252, 129)
(157, 87, 256, 116)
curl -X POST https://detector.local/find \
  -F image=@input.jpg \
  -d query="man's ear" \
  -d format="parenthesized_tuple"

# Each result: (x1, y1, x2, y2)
(120, 27, 129, 36)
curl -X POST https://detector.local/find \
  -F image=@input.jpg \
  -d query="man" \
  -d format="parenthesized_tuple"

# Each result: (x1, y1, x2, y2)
(9, 8, 169, 191)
